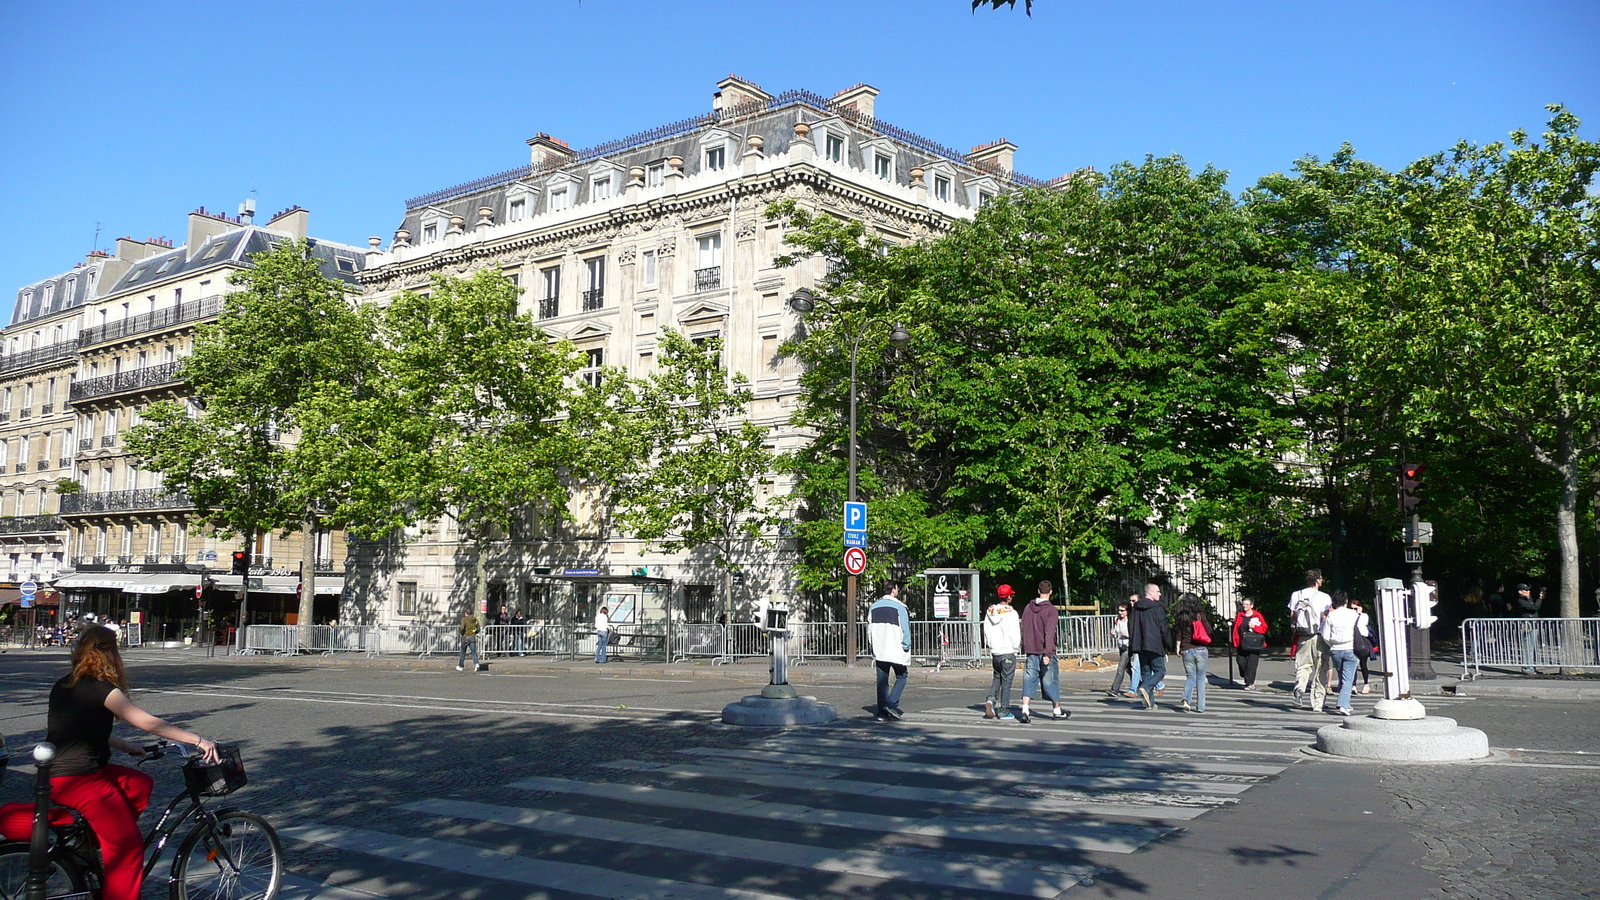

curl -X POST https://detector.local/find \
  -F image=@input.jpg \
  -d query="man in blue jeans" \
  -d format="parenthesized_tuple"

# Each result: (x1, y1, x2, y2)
(1128, 583, 1172, 709)
(1018, 581, 1064, 724)
(594, 605, 610, 664)
(868, 583, 911, 719)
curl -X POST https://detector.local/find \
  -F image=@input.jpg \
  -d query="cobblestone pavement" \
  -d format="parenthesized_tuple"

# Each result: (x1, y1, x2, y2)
(1, 649, 1594, 899)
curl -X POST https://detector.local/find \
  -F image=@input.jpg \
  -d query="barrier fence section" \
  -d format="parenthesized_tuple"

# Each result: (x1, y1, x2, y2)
(1060, 615, 1118, 659)
(575, 622, 669, 661)
(243, 624, 381, 656)
(243, 625, 293, 655)
(1460, 617, 1600, 679)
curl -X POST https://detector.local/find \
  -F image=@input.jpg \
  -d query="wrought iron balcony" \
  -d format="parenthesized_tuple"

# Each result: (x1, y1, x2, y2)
(694, 266, 722, 292)
(12, 463, 24, 473)
(18, 409, 31, 419)
(41, 404, 54, 415)
(58, 457, 70, 468)
(78, 439, 94, 451)
(0, 342, 77, 376)
(0, 515, 63, 535)
(77, 296, 222, 347)
(539, 296, 559, 319)
(36, 460, 49, 471)
(143, 554, 161, 565)
(59, 489, 191, 515)
(0, 413, 8, 423)
(313, 557, 339, 572)
(581, 289, 604, 311)
(70, 361, 184, 403)
(100, 435, 116, 448)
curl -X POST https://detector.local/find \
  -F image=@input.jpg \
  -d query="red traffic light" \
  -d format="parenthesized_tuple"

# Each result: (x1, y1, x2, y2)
(1395, 461, 1424, 512)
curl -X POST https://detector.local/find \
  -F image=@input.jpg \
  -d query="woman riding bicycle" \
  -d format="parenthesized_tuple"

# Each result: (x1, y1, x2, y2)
(46, 624, 220, 900)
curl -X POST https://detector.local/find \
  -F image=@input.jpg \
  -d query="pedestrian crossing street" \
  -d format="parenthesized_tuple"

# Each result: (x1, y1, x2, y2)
(276, 689, 1474, 899)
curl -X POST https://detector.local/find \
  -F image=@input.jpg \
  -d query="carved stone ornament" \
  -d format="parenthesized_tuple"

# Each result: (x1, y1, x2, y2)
(617, 246, 638, 264)
(658, 241, 677, 257)
(736, 222, 758, 241)
(793, 121, 811, 139)
(668, 156, 684, 172)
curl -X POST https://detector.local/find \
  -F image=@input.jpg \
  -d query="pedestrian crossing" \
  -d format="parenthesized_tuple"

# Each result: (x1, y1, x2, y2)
(274, 689, 1474, 899)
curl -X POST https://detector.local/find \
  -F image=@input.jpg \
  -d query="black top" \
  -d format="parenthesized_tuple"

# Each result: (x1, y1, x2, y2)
(1128, 598, 1173, 655)
(45, 675, 117, 777)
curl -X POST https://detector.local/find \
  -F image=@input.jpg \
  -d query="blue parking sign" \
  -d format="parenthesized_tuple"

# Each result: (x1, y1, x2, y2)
(844, 502, 867, 533)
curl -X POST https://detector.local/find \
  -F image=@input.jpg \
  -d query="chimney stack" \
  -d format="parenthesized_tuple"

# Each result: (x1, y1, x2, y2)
(714, 74, 773, 118)
(266, 206, 309, 241)
(527, 133, 577, 169)
(832, 83, 880, 123)
(966, 139, 1017, 174)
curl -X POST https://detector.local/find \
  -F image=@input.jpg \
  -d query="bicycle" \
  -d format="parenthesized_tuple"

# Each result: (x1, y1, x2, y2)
(0, 739, 283, 899)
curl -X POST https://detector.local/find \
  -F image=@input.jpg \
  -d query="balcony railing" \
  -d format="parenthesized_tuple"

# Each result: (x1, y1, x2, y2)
(100, 435, 116, 448)
(78, 438, 94, 451)
(58, 457, 71, 468)
(12, 463, 24, 474)
(0, 515, 63, 535)
(77, 296, 222, 347)
(40, 404, 54, 415)
(143, 554, 161, 564)
(59, 489, 191, 515)
(581, 289, 604, 311)
(70, 361, 184, 403)
(694, 266, 722, 292)
(36, 460, 49, 471)
(539, 296, 559, 319)
(0, 342, 78, 376)
(0, 412, 8, 423)
(314, 557, 338, 572)
(18, 409, 31, 419)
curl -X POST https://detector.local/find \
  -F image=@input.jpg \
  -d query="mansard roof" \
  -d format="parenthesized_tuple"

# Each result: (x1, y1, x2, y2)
(103, 228, 367, 298)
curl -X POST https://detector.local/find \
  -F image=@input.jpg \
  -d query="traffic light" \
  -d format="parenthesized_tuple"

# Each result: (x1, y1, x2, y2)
(1412, 581, 1438, 629)
(1396, 462, 1424, 515)
(231, 549, 251, 575)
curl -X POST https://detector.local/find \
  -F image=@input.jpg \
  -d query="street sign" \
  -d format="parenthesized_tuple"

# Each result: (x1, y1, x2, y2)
(563, 568, 601, 576)
(19, 597, 30, 609)
(843, 502, 867, 533)
(1400, 521, 1435, 544)
(843, 530, 867, 548)
(1404, 546, 1424, 564)
(20, 580, 37, 597)
(843, 546, 867, 576)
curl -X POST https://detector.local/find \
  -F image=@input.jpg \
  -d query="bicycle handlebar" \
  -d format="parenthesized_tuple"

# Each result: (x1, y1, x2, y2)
(139, 739, 198, 763)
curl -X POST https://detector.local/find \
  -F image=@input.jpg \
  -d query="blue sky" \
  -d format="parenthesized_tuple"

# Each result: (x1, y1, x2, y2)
(2, 0, 1595, 302)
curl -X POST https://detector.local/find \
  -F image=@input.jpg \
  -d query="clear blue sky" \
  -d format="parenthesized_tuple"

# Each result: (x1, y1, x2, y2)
(2, 0, 1595, 301)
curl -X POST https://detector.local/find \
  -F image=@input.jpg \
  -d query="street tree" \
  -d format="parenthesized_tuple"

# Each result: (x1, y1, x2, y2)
(123, 239, 379, 631)
(607, 329, 780, 624)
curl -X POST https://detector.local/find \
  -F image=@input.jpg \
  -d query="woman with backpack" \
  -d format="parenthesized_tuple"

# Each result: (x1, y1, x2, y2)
(1232, 598, 1269, 690)
(1173, 594, 1213, 713)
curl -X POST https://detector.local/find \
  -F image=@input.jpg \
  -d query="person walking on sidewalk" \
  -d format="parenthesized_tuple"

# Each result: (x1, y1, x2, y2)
(1173, 594, 1213, 713)
(1513, 583, 1541, 673)
(869, 583, 912, 720)
(1108, 602, 1134, 697)
(1019, 581, 1064, 724)
(1289, 569, 1333, 709)
(594, 605, 611, 664)
(456, 610, 481, 672)
(984, 585, 1022, 719)
(1232, 598, 1269, 690)
(1128, 583, 1172, 710)
(1321, 591, 1362, 716)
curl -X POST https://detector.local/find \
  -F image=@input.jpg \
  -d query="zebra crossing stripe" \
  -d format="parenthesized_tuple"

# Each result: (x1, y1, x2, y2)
(597, 760, 1225, 820)
(401, 797, 1097, 894)
(679, 747, 1261, 794)
(277, 823, 793, 900)
(885, 714, 1314, 746)
(750, 736, 1289, 776)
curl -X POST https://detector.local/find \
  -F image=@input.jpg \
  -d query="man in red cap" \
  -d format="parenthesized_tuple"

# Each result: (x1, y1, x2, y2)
(983, 585, 1021, 719)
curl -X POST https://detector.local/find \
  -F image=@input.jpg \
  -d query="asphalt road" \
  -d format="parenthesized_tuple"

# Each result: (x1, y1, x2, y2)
(2, 649, 1596, 900)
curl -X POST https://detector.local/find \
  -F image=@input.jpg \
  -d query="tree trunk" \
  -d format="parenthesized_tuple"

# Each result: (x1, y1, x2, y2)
(298, 516, 317, 633)
(1556, 431, 1581, 620)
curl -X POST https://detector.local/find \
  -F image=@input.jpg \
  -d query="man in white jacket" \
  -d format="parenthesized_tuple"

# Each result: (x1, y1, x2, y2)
(868, 583, 912, 720)
(983, 584, 1022, 720)
(1288, 569, 1333, 710)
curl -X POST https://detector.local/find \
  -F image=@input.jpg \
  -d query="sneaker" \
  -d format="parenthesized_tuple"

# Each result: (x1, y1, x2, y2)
(1052, 707, 1066, 719)
(887, 707, 904, 720)
(1336, 707, 1353, 716)
(1293, 685, 1304, 704)
(998, 712, 1016, 721)
(1122, 692, 1139, 699)
(455, 665, 464, 672)
(984, 700, 996, 719)
(1154, 687, 1166, 697)
(1243, 684, 1258, 691)
(1018, 709, 1031, 724)
(1180, 699, 1192, 712)
(1195, 708, 1205, 714)
(1137, 688, 1153, 709)
(1360, 684, 1371, 694)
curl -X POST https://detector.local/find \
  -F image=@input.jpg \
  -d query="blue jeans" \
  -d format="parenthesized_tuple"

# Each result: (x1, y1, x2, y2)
(1130, 653, 1167, 692)
(1522, 622, 1539, 671)
(987, 653, 1016, 710)
(1022, 654, 1059, 703)
(1137, 651, 1166, 696)
(457, 636, 480, 669)
(514, 631, 526, 655)
(1182, 648, 1208, 710)
(876, 661, 908, 713)
(1331, 648, 1359, 710)
(595, 631, 608, 663)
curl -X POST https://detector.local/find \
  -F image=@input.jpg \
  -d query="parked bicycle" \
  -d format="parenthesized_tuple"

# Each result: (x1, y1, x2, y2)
(0, 739, 282, 900)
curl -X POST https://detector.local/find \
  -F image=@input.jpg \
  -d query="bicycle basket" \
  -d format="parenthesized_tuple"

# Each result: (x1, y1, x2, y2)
(183, 745, 247, 797)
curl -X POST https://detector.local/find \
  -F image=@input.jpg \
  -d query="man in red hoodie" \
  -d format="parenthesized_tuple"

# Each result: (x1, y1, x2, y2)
(1019, 581, 1064, 724)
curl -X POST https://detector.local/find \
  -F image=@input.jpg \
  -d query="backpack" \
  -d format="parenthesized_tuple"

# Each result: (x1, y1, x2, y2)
(1190, 618, 1212, 645)
(1291, 591, 1317, 636)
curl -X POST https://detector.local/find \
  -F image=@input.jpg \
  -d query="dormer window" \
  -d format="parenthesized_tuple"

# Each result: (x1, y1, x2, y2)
(705, 146, 725, 171)
(335, 257, 356, 273)
(422, 221, 439, 242)
(202, 240, 228, 260)
(508, 197, 526, 221)
(874, 153, 892, 180)
(550, 187, 570, 211)
(592, 176, 613, 200)
(156, 257, 177, 274)
(978, 190, 995, 208)
(860, 138, 898, 184)
(934, 175, 951, 201)
(647, 162, 665, 187)
(506, 183, 538, 223)
(824, 134, 843, 163)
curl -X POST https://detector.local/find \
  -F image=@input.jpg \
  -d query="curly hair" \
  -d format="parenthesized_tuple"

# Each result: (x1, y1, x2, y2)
(67, 625, 128, 692)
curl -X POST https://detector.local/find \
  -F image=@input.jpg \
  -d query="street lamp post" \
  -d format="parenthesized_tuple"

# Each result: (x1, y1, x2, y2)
(789, 288, 910, 667)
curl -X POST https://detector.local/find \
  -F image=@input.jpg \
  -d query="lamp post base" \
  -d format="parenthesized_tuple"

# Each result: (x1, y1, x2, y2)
(722, 694, 838, 726)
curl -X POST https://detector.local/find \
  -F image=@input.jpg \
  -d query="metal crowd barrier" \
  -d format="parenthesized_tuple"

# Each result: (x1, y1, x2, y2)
(242, 624, 381, 657)
(1460, 617, 1600, 679)
(574, 622, 669, 660)
(1060, 614, 1118, 658)
(243, 625, 293, 655)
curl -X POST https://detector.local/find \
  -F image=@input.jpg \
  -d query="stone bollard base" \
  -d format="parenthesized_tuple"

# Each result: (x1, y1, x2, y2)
(722, 694, 837, 727)
(1317, 715, 1489, 761)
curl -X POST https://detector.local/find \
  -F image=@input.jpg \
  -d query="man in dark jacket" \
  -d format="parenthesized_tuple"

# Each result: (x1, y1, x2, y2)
(1127, 583, 1172, 709)
(1018, 581, 1064, 724)
(1514, 584, 1541, 674)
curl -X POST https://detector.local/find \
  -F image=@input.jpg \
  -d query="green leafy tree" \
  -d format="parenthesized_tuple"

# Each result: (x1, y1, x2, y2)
(124, 239, 379, 630)
(608, 330, 779, 622)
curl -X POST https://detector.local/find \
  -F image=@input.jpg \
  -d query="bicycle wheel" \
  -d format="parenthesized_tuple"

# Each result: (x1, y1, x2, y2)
(170, 811, 283, 900)
(0, 843, 87, 900)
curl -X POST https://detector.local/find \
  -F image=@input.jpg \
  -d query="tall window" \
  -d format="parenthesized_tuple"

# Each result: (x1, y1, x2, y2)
(579, 348, 604, 388)
(540, 266, 560, 319)
(397, 582, 419, 616)
(874, 153, 892, 180)
(825, 134, 844, 163)
(934, 175, 951, 201)
(647, 163, 665, 187)
(695, 233, 722, 292)
(641, 249, 657, 287)
(704, 146, 725, 171)
(583, 258, 605, 311)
